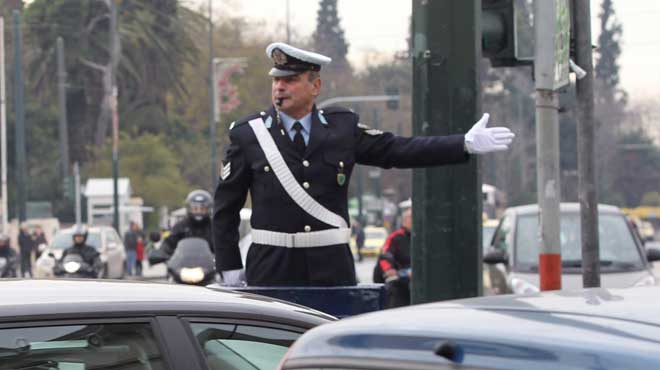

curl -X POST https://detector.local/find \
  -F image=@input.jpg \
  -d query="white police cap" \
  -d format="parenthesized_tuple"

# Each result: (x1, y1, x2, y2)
(266, 42, 332, 77)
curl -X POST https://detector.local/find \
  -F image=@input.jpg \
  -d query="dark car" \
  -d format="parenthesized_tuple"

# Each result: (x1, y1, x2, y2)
(281, 286, 660, 370)
(0, 279, 333, 370)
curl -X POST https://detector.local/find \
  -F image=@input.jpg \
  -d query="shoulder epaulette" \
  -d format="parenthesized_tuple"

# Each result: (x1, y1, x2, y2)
(230, 112, 264, 130)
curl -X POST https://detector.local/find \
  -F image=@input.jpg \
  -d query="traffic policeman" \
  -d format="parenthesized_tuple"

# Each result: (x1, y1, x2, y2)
(213, 42, 515, 286)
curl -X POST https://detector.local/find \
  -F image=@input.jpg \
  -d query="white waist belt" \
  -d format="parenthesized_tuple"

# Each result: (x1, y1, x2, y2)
(251, 228, 351, 248)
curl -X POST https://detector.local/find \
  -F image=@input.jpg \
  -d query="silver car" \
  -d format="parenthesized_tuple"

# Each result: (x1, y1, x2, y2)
(34, 226, 127, 279)
(484, 203, 660, 294)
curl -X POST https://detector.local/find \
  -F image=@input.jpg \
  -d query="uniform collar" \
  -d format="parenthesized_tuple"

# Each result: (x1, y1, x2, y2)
(279, 110, 312, 135)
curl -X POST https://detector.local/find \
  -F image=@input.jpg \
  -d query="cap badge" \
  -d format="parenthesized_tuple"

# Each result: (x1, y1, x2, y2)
(272, 48, 288, 66)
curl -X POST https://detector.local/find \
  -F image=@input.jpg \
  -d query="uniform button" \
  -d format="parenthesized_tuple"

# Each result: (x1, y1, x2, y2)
(264, 165, 270, 172)
(303, 160, 310, 167)
(304, 225, 311, 232)
(319, 110, 324, 114)
(303, 182, 310, 189)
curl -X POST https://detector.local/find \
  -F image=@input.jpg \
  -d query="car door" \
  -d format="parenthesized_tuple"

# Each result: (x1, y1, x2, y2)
(0, 317, 179, 370)
(181, 317, 309, 370)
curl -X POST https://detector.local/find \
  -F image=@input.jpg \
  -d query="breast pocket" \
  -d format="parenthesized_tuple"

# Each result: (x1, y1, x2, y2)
(323, 150, 355, 189)
(250, 160, 276, 195)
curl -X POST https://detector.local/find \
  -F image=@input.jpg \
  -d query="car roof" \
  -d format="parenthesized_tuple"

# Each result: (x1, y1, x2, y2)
(285, 286, 660, 368)
(0, 279, 334, 327)
(506, 202, 621, 215)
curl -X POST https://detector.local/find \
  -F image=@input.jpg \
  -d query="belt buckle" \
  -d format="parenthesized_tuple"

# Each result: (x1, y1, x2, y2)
(289, 233, 296, 248)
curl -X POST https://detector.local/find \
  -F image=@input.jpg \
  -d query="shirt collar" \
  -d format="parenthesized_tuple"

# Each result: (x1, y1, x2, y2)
(279, 111, 312, 134)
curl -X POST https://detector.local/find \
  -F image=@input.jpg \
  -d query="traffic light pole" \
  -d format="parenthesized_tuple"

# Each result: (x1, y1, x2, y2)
(573, 0, 600, 288)
(411, 0, 482, 303)
(534, 0, 570, 291)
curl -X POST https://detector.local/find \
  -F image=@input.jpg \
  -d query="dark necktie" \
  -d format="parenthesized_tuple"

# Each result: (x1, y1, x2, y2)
(292, 121, 306, 153)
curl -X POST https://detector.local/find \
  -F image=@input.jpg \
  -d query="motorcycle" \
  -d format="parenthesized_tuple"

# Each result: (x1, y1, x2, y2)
(53, 254, 100, 279)
(0, 256, 18, 278)
(149, 237, 215, 285)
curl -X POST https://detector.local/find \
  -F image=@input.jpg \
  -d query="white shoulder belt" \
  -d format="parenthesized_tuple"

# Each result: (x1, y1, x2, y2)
(248, 117, 350, 248)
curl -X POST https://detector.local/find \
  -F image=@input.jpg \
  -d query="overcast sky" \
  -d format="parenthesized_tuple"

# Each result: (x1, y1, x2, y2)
(186, 0, 660, 103)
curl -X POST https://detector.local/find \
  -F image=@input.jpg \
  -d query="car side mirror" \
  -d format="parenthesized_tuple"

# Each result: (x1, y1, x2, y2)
(148, 249, 169, 265)
(646, 248, 660, 262)
(483, 249, 508, 265)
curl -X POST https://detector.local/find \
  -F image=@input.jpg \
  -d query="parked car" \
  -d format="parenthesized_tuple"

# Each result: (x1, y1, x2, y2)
(483, 203, 660, 295)
(361, 226, 388, 256)
(0, 279, 333, 370)
(34, 225, 127, 279)
(281, 286, 660, 370)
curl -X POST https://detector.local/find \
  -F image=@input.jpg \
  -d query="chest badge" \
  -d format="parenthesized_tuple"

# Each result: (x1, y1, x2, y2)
(337, 161, 346, 186)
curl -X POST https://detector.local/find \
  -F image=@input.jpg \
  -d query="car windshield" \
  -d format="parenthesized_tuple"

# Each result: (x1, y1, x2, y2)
(51, 231, 102, 250)
(515, 212, 645, 271)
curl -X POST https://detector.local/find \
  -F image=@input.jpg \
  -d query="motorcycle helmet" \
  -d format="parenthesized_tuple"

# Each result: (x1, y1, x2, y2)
(185, 189, 213, 223)
(71, 225, 88, 246)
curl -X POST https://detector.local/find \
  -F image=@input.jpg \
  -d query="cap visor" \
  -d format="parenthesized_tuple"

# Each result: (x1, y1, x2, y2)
(269, 68, 300, 77)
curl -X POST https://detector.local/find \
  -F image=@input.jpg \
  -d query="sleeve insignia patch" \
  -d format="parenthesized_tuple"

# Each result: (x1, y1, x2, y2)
(221, 162, 231, 180)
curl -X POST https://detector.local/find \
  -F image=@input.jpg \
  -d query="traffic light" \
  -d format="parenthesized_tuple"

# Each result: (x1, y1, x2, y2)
(481, 0, 533, 67)
(385, 87, 399, 110)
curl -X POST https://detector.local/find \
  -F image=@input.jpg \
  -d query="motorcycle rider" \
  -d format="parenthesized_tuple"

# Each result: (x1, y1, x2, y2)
(161, 190, 214, 256)
(57, 225, 103, 278)
(0, 233, 18, 277)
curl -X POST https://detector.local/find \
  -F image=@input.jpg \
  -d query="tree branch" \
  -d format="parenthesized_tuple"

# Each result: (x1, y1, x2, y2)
(86, 14, 110, 34)
(79, 57, 108, 73)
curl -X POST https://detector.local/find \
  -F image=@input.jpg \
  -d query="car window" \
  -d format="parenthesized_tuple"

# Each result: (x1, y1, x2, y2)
(51, 231, 102, 250)
(515, 212, 645, 269)
(0, 322, 166, 370)
(105, 230, 121, 245)
(491, 216, 511, 253)
(189, 322, 300, 370)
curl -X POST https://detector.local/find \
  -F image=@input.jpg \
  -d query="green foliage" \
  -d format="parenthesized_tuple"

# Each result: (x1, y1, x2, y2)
(641, 192, 660, 207)
(312, 0, 349, 68)
(84, 134, 190, 209)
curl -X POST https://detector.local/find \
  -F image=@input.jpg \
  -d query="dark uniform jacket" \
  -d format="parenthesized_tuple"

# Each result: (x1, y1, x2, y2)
(162, 217, 213, 256)
(213, 105, 468, 286)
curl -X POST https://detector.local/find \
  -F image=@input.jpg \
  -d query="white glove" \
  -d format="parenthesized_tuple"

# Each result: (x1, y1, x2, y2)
(221, 269, 246, 286)
(464, 113, 515, 154)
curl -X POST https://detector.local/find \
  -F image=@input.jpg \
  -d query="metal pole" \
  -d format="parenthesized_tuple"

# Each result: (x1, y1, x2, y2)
(411, 0, 482, 303)
(110, 0, 119, 232)
(535, 90, 561, 290)
(209, 0, 216, 190)
(211, 58, 219, 190)
(534, 1, 563, 291)
(57, 37, 70, 180)
(74, 162, 81, 225)
(286, 0, 291, 43)
(0, 17, 8, 233)
(13, 10, 26, 222)
(574, 0, 600, 287)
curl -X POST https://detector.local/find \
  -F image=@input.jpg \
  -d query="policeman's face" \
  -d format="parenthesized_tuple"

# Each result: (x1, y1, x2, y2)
(272, 72, 321, 118)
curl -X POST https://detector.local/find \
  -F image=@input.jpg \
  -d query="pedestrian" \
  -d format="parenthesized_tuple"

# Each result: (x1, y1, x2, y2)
(378, 208, 413, 308)
(123, 221, 143, 276)
(213, 42, 515, 287)
(18, 224, 34, 278)
(352, 220, 365, 262)
(135, 237, 144, 277)
(32, 225, 48, 259)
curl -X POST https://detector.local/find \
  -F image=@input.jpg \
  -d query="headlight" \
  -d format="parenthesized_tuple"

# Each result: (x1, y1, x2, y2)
(634, 274, 656, 287)
(510, 277, 540, 294)
(64, 261, 82, 274)
(180, 267, 205, 283)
